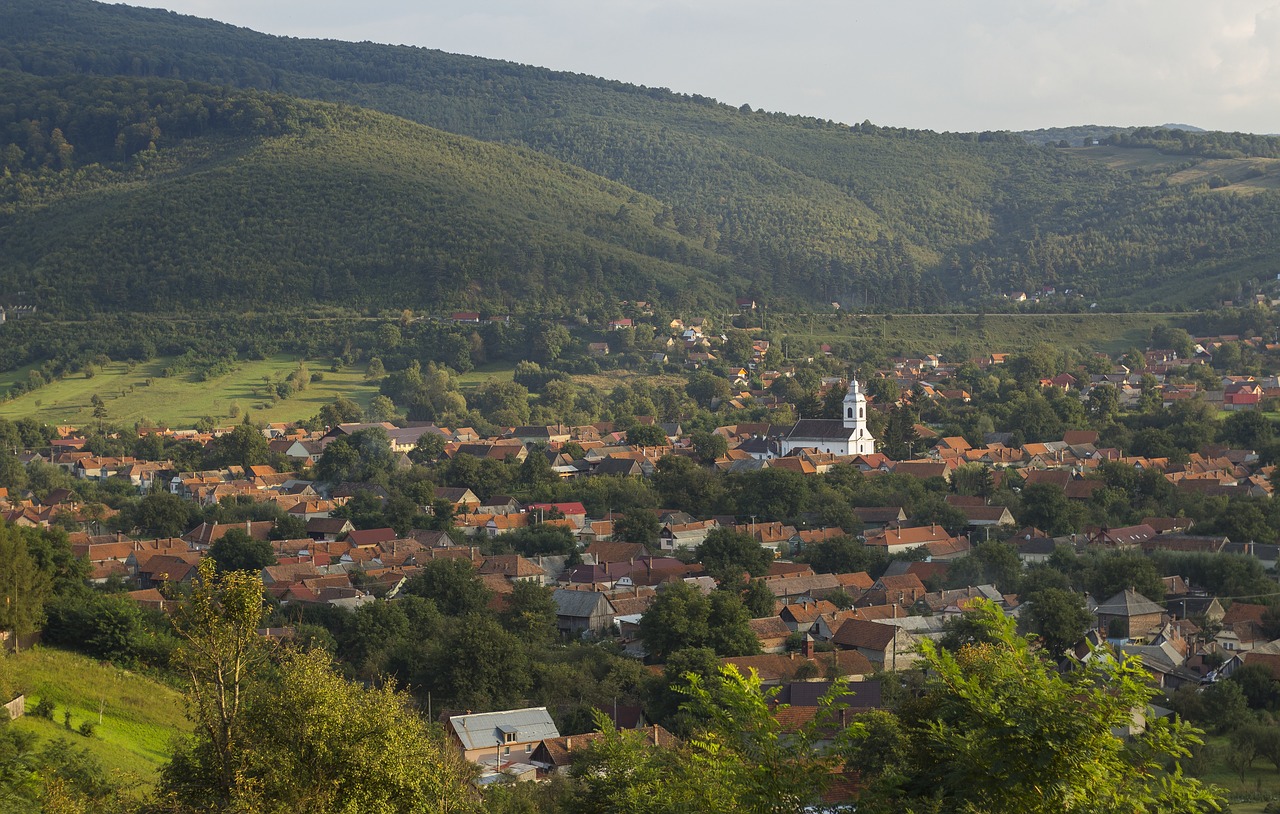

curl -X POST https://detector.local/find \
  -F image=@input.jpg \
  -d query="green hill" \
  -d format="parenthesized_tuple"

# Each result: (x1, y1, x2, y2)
(4, 0, 1280, 311)
(0, 73, 728, 316)
(6, 647, 188, 784)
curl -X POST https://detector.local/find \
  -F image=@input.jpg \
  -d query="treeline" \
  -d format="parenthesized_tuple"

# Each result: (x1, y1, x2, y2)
(1107, 126, 1280, 159)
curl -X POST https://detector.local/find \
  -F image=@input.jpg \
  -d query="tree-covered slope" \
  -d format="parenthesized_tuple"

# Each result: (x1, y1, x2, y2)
(0, 73, 729, 314)
(5, 0, 1280, 307)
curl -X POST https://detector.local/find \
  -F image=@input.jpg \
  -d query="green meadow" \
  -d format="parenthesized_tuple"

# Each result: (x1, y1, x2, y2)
(0, 355, 383, 427)
(7, 647, 188, 785)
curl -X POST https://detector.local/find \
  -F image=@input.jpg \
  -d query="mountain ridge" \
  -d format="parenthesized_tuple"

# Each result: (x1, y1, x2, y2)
(4, 0, 1280, 312)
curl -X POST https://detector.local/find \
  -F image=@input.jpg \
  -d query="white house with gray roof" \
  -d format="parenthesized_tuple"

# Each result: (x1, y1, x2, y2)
(447, 707, 560, 768)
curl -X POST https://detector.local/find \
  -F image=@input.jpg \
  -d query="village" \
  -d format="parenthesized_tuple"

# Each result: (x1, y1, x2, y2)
(1, 307, 1279, 803)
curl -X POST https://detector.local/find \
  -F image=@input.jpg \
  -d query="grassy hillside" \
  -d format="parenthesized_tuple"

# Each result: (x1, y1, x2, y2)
(4, 0, 1280, 311)
(0, 355, 383, 426)
(7, 647, 187, 784)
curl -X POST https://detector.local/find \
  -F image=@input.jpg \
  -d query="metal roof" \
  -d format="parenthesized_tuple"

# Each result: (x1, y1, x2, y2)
(448, 707, 559, 751)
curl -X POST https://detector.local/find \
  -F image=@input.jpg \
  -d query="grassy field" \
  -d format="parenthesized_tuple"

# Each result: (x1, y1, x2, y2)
(1066, 145, 1280, 194)
(455, 362, 516, 394)
(779, 312, 1184, 357)
(0, 355, 383, 427)
(1064, 144, 1188, 172)
(5, 647, 187, 786)
(1190, 733, 1280, 811)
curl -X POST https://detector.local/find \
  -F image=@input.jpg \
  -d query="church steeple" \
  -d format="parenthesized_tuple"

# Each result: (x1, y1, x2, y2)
(843, 378, 866, 431)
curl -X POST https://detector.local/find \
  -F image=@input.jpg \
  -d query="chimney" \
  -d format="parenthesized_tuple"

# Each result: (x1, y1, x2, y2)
(566, 737, 573, 749)
(801, 634, 815, 658)
(652, 726, 659, 745)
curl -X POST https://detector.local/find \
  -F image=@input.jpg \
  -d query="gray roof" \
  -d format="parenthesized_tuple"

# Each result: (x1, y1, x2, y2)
(1095, 589, 1165, 617)
(553, 589, 615, 619)
(786, 419, 854, 442)
(448, 707, 559, 751)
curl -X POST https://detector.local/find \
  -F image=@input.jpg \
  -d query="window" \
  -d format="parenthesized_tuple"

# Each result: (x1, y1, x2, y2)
(847, 407, 853, 418)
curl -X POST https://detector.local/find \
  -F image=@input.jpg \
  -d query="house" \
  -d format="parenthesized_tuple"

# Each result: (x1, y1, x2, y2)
(780, 380, 876, 456)
(479, 555, 548, 586)
(831, 618, 918, 669)
(1088, 525, 1158, 550)
(659, 519, 719, 551)
(1093, 589, 1166, 640)
(305, 517, 355, 542)
(447, 707, 559, 769)
(862, 524, 956, 556)
(852, 506, 907, 529)
(749, 616, 793, 654)
(553, 590, 616, 637)
(432, 486, 481, 512)
(183, 520, 275, 549)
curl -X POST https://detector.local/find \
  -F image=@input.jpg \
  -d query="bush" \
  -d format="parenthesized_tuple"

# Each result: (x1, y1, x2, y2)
(78, 721, 96, 738)
(33, 698, 55, 720)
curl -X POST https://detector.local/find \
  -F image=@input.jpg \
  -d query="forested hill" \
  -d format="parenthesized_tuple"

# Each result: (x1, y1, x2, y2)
(6, 0, 1280, 309)
(0, 73, 730, 315)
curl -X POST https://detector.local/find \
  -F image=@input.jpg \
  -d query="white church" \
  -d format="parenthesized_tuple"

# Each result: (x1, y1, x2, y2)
(780, 378, 877, 456)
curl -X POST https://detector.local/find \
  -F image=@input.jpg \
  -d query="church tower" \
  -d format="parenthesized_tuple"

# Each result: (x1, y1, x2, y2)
(842, 379, 876, 454)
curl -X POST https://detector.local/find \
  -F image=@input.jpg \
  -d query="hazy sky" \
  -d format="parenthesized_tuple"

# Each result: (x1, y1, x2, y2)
(123, 1, 1280, 134)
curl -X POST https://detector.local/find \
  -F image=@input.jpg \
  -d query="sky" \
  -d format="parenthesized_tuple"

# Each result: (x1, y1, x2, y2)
(123, 0, 1280, 134)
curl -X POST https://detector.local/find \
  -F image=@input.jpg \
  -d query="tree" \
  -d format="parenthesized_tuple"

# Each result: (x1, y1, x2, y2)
(500, 580, 558, 643)
(690, 430, 728, 464)
(639, 582, 711, 663)
(1086, 383, 1120, 423)
(1021, 588, 1093, 657)
(613, 508, 660, 550)
(0, 523, 53, 650)
(943, 540, 1022, 593)
(165, 629, 477, 813)
(402, 559, 490, 617)
(318, 396, 364, 428)
(742, 579, 775, 618)
(638, 581, 759, 661)
(800, 535, 881, 575)
(1229, 662, 1280, 710)
(686, 373, 731, 409)
(570, 666, 857, 813)
(871, 599, 1224, 814)
(696, 528, 772, 586)
(422, 614, 531, 710)
(203, 423, 269, 470)
(1018, 482, 1082, 535)
(409, 433, 447, 465)
(626, 424, 669, 447)
(317, 427, 395, 484)
(366, 394, 398, 422)
(163, 559, 267, 805)
(209, 528, 277, 574)
(1219, 410, 1274, 449)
